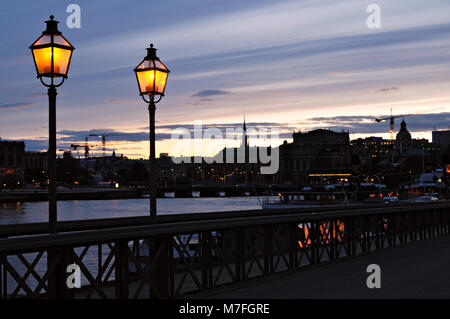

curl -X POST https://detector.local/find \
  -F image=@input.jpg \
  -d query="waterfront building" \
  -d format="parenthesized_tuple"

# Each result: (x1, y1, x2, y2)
(373, 120, 439, 187)
(0, 140, 25, 188)
(351, 136, 395, 173)
(276, 129, 352, 188)
(396, 119, 413, 154)
(432, 129, 450, 150)
(25, 151, 48, 170)
(395, 120, 437, 154)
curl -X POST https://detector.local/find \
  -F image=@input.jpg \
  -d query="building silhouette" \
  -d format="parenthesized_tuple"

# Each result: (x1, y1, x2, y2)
(396, 119, 412, 153)
(0, 140, 25, 188)
(432, 129, 450, 150)
(276, 129, 352, 187)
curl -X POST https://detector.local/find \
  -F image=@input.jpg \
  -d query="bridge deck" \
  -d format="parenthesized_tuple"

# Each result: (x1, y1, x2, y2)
(194, 236, 450, 299)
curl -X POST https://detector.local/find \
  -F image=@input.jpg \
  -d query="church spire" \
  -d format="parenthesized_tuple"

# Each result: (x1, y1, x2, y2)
(242, 112, 249, 148)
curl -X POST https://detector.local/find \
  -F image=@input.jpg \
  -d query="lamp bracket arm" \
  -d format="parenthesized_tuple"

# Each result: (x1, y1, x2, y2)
(141, 94, 162, 104)
(40, 76, 65, 88)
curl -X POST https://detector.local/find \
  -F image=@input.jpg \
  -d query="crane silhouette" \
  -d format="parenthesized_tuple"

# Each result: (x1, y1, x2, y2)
(89, 133, 121, 157)
(70, 142, 98, 160)
(375, 108, 415, 140)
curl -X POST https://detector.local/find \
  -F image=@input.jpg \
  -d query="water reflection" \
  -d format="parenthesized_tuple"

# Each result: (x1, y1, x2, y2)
(0, 197, 263, 225)
(297, 220, 346, 248)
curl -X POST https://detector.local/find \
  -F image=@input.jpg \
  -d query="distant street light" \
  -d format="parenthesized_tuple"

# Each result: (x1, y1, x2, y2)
(134, 44, 170, 220)
(30, 15, 74, 234)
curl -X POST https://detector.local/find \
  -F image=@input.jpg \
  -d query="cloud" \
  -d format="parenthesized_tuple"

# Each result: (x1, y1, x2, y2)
(58, 129, 173, 143)
(184, 98, 216, 106)
(22, 93, 46, 98)
(0, 102, 35, 109)
(192, 89, 231, 97)
(307, 112, 450, 134)
(156, 122, 291, 131)
(105, 98, 121, 103)
(20, 139, 48, 152)
(377, 86, 399, 93)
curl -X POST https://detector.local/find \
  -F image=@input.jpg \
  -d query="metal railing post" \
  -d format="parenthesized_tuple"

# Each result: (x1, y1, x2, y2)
(235, 228, 243, 282)
(349, 217, 355, 256)
(114, 241, 129, 299)
(201, 231, 210, 290)
(363, 216, 369, 254)
(150, 236, 169, 298)
(330, 220, 335, 260)
(168, 237, 174, 297)
(288, 222, 296, 270)
(264, 225, 273, 275)
(47, 246, 73, 299)
(375, 215, 382, 250)
(310, 222, 318, 264)
(0, 254, 3, 299)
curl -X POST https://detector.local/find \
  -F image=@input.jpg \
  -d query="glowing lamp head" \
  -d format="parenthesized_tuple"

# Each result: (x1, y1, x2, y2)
(30, 15, 74, 79)
(134, 44, 170, 98)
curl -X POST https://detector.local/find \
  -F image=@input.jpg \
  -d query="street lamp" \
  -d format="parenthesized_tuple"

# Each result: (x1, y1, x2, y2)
(30, 15, 74, 234)
(134, 44, 170, 220)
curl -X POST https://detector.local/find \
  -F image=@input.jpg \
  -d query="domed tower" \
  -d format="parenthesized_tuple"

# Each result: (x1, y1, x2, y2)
(396, 119, 411, 153)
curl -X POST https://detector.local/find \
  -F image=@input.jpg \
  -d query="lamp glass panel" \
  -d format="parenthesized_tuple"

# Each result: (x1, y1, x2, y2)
(32, 46, 72, 76)
(154, 60, 168, 71)
(137, 70, 155, 94)
(53, 35, 71, 46)
(137, 60, 154, 69)
(154, 70, 168, 93)
(32, 47, 53, 75)
(33, 35, 51, 46)
(53, 47, 72, 76)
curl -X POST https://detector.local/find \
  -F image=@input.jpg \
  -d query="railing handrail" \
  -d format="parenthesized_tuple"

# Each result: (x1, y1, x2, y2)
(1, 202, 449, 253)
(1, 201, 447, 238)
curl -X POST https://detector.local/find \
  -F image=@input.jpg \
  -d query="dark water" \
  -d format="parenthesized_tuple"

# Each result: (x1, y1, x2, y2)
(0, 197, 263, 225)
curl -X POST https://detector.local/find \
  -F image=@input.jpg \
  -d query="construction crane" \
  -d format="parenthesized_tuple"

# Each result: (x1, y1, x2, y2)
(70, 143, 98, 160)
(375, 108, 415, 140)
(89, 133, 120, 157)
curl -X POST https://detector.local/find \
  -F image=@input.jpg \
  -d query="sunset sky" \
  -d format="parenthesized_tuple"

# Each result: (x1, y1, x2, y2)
(1, 0, 450, 158)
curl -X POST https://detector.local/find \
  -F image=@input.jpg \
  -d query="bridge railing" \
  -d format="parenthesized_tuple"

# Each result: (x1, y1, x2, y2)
(0, 201, 442, 238)
(0, 203, 449, 299)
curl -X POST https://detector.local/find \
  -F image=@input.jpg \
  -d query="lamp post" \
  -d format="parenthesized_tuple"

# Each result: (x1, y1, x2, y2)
(30, 16, 74, 234)
(134, 44, 170, 221)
